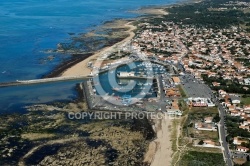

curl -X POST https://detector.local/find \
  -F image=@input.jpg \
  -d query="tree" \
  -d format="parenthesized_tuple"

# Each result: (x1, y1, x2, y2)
(198, 140, 204, 145)
(213, 114, 220, 123)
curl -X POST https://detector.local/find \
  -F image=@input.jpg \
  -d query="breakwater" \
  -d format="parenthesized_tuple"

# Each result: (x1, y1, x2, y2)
(0, 76, 91, 88)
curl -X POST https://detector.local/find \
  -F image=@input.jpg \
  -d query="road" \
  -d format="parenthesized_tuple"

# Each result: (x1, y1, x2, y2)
(192, 77, 233, 166)
(216, 101, 234, 166)
(179, 71, 233, 165)
(157, 75, 167, 112)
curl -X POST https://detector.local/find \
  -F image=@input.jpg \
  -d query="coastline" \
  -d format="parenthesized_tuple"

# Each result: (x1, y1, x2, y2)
(3, 0, 244, 164)
(45, 5, 174, 165)
(45, 5, 172, 78)
(44, 53, 93, 78)
(61, 20, 137, 77)
(41, 2, 197, 165)
(44, 0, 201, 78)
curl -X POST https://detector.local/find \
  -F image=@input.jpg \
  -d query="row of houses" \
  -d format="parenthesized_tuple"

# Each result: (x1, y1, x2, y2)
(187, 97, 215, 107)
(220, 89, 250, 153)
(233, 137, 250, 153)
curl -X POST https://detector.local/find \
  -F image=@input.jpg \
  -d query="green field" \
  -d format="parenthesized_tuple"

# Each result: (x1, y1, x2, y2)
(188, 128, 219, 142)
(178, 85, 187, 98)
(242, 97, 250, 105)
(178, 151, 225, 166)
(189, 107, 218, 114)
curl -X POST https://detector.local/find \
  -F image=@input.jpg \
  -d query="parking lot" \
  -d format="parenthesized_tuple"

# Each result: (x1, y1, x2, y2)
(180, 74, 213, 98)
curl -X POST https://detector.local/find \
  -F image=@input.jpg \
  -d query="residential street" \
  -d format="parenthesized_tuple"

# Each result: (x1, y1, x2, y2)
(217, 102, 233, 166)
(180, 70, 234, 166)
(157, 75, 167, 112)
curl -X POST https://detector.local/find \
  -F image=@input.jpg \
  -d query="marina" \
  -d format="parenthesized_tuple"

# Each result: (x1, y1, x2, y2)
(84, 60, 171, 108)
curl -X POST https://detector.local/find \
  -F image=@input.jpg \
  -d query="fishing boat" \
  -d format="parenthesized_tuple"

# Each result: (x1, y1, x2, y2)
(146, 92, 153, 95)
(112, 87, 120, 91)
(140, 92, 146, 95)
(137, 82, 143, 86)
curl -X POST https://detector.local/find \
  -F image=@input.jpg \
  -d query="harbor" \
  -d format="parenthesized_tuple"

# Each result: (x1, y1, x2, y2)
(82, 59, 175, 110)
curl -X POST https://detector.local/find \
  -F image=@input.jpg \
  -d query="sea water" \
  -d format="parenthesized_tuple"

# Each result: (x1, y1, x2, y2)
(0, 0, 180, 112)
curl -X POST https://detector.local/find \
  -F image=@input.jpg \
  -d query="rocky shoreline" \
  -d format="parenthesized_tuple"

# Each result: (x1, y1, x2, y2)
(0, 105, 156, 166)
(42, 20, 132, 78)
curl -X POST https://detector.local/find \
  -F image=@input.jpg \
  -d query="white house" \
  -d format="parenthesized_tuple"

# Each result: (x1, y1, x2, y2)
(244, 78, 250, 85)
(244, 105, 250, 111)
(236, 146, 249, 153)
(204, 117, 213, 123)
(233, 137, 248, 145)
(195, 122, 217, 131)
(203, 139, 216, 147)
(219, 89, 227, 96)
(230, 95, 241, 104)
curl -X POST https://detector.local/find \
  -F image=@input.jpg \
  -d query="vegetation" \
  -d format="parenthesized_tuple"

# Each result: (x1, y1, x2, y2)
(202, 74, 250, 94)
(178, 151, 225, 166)
(0, 104, 153, 165)
(178, 85, 187, 98)
(242, 97, 250, 105)
(189, 107, 218, 114)
(107, 51, 130, 60)
(235, 58, 250, 67)
(226, 116, 250, 144)
(145, 0, 250, 30)
(182, 107, 219, 144)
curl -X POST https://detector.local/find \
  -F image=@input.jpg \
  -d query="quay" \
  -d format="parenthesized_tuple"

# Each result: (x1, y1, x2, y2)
(117, 71, 154, 79)
(117, 75, 154, 79)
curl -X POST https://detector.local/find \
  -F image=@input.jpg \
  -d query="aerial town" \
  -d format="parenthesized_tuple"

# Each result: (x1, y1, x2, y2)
(78, 0, 250, 165)
(1, 0, 250, 166)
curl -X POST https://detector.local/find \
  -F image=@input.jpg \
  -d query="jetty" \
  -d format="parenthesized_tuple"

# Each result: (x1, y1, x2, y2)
(0, 75, 91, 88)
(0, 58, 175, 88)
(117, 71, 154, 79)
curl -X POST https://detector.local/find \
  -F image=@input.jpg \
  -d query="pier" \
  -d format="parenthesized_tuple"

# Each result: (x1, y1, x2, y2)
(0, 59, 175, 88)
(0, 75, 91, 88)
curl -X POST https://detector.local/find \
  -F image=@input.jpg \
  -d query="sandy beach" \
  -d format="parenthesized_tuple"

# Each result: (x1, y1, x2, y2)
(60, 7, 173, 165)
(60, 5, 169, 77)
(61, 21, 136, 77)
(144, 115, 173, 166)
(129, 7, 169, 16)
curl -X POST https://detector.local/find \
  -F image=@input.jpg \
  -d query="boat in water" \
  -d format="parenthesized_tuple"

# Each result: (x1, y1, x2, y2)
(112, 87, 120, 91)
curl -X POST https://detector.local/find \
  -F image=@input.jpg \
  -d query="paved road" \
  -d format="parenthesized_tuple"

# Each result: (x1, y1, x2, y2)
(179, 72, 233, 166)
(232, 151, 249, 159)
(216, 101, 234, 166)
(157, 75, 167, 111)
(175, 59, 233, 165)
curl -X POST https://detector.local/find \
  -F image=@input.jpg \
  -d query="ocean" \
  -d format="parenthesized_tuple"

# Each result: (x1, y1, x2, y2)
(0, 0, 180, 112)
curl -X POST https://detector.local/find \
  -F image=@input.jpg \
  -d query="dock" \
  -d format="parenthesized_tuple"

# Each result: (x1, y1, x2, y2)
(117, 75, 154, 79)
